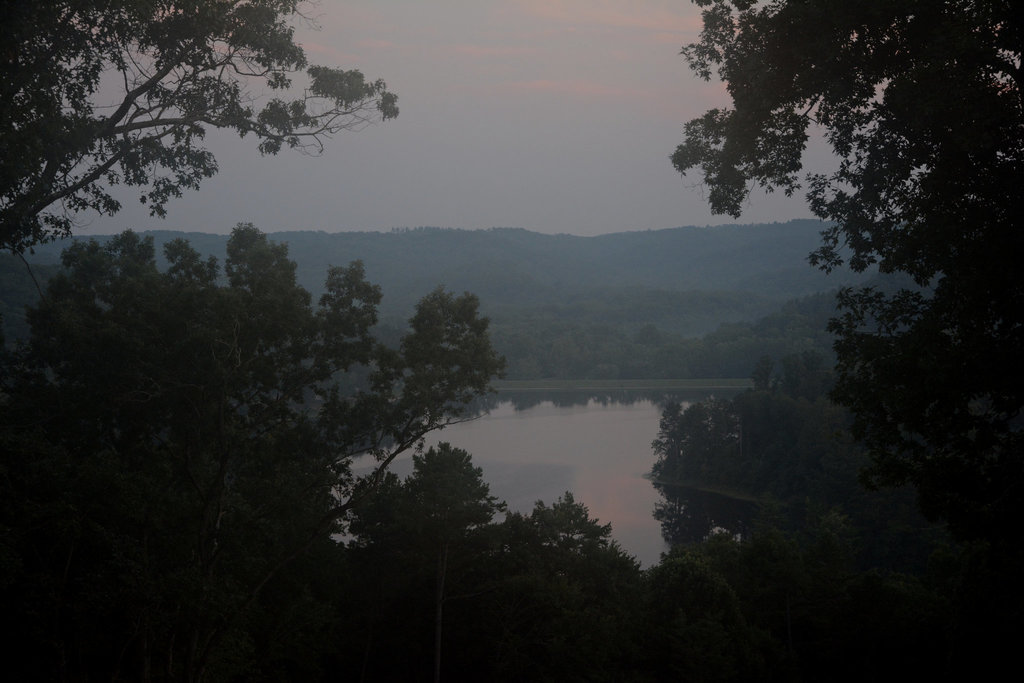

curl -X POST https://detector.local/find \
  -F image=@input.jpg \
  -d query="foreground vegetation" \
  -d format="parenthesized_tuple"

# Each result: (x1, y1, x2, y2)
(1, 233, 844, 382)
(0, 230, 997, 680)
(493, 378, 751, 392)
(0, 228, 504, 682)
(337, 356, 979, 682)
(3, 0, 1021, 679)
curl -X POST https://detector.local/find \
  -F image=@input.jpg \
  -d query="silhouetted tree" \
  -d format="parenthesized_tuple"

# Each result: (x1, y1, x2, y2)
(0, 0, 397, 253)
(0, 226, 502, 682)
(672, 0, 1024, 547)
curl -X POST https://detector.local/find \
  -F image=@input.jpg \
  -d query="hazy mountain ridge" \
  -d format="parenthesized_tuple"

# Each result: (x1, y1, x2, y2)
(6, 221, 867, 375)
(20, 219, 861, 316)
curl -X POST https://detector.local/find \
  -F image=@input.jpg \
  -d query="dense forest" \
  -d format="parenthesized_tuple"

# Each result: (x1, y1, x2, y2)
(3, 0, 1022, 681)
(0, 229, 1003, 682)
(3, 220, 862, 380)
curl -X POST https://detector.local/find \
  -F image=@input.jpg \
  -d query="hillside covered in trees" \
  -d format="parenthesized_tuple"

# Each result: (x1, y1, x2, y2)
(17, 219, 856, 311)
(4, 220, 866, 379)
(4, 0, 1021, 680)
(0, 228, 969, 681)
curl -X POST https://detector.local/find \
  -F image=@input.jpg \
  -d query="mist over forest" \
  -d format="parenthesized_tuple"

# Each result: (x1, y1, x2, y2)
(17, 219, 853, 305)
(4, 219, 872, 380)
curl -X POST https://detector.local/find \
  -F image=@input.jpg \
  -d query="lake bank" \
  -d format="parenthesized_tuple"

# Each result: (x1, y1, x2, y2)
(419, 390, 750, 566)
(492, 378, 752, 392)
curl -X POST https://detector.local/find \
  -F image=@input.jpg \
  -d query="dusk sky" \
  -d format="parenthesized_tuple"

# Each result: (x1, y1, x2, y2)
(88, 0, 819, 238)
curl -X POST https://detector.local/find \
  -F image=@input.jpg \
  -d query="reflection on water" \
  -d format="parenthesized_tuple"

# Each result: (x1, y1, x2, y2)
(469, 387, 745, 414)
(651, 483, 759, 545)
(415, 389, 746, 567)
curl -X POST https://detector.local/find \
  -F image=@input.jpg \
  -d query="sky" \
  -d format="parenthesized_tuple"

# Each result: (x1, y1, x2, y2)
(87, 0, 818, 238)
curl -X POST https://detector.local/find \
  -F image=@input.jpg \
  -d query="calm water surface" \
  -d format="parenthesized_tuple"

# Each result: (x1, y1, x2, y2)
(414, 399, 669, 567)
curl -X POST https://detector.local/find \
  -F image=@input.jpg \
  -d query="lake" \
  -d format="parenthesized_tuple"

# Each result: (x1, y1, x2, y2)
(394, 389, 741, 567)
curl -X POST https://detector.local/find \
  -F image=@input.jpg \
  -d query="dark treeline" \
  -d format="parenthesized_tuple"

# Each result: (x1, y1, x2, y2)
(652, 352, 948, 571)
(343, 353, 1012, 683)
(15, 221, 864, 314)
(334, 356, 966, 683)
(3, 222, 863, 381)
(0, 228, 506, 683)
(0, 256, 63, 341)
(0, 228, 999, 681)
(4, 0, 1020, 679)
(644, 354, 1020, 682)
(492, 289, 839, 379)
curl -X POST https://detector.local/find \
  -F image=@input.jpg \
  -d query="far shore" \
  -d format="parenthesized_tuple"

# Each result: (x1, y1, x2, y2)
(492, 378, 752, 392)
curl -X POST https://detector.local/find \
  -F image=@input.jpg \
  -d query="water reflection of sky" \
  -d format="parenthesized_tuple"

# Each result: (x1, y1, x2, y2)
(419, 399, 673, 567)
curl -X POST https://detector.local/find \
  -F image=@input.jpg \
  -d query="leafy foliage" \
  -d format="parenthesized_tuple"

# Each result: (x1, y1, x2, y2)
(645, 354, 959, 680)
(346, 476, 644, 682)
(673, 0, 1024, 544)
(0, 226, 501, 681)
(643, 548, 771, 681)
(5, 224, 853, 377)
(346, 443, 505, 682)
(651, 352, 945, 572)
(0, 0, 398, 252)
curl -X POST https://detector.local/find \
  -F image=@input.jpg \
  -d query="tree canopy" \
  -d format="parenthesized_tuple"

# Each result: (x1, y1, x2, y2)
(0, 225, 502, 681)
(348, 443, 505, 683)
(672, 0, 1024, 543)
(0, 0, 398, 253)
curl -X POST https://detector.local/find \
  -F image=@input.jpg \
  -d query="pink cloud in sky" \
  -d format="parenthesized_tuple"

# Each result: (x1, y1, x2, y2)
(505, 78, 650, 100)
(355, 38, 401, 51)
(445, 43, 540, 59)
(507, 0, 703, 36)
(652, 31, 691, 46)
(299, 41, 361, 65)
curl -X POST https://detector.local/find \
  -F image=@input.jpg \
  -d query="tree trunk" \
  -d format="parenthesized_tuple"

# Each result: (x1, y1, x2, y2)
(434, 541, 448, 683)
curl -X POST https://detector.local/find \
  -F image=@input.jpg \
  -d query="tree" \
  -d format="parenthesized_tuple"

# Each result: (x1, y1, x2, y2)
(483, 493, 644, 681)
(751, 355, 775, 392)
(672, 0, 1024, 544)
(349, 444, 504, 683)
(0, 0, 398, 253)
(643, 547, 770, 682)
(651, 398, 742, 486)
(0, 225, 503, 682)
(345, 482, 645, 681)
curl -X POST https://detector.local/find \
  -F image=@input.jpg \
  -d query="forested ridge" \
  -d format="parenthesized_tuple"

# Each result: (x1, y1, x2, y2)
(4, 220, 862, 379)
(0, 228, 981, 682)
(17, 219, 860, 311)
(3, 0, 1022, 680)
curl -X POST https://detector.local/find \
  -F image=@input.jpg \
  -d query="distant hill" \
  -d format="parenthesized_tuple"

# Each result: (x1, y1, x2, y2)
(19, 219, 863, 316)
(5, 221, 873, 376)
